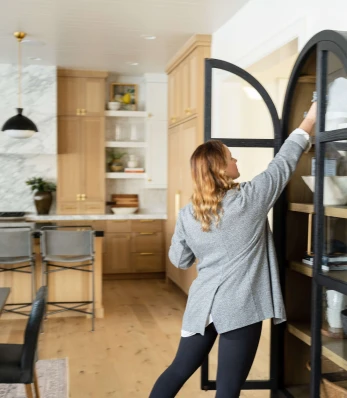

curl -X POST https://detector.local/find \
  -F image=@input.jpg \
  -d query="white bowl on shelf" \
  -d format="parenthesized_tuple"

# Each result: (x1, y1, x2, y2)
(111, 207, 138, 215)
(108, 102, 121, 111)
(302, 176, 347, 205)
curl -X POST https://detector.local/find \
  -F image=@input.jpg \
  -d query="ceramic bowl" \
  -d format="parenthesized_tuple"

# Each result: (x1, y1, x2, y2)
(111, 207, 138, 215)
(108, 102, 121, 111)
(302, 176, 347, 205)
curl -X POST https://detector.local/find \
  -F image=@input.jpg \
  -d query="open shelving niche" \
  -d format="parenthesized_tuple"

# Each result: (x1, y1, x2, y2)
(105, 112, 149, 180)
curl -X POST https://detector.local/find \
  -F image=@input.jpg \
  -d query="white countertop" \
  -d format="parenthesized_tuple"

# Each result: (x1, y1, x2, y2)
(25, 209, 167, 221)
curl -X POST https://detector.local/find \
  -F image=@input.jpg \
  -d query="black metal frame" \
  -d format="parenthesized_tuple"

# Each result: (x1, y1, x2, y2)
(40, 225, 96, 332)
(202, 30, 347, 397)
(202, 58, 283, 396)
(310, 39, 347, 398)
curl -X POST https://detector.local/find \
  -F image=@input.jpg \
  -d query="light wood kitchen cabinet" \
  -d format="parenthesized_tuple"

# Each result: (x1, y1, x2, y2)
(104, 233, 131, 274)
(58, 77, 83, 116)
(104, 220, 164, 275)
(57, 117, 82, 212)
(58, 70, 107, 117)
(57, 69, 107, 215)
(131, 253, 164, 273)
(131, 232, 162, 252)
(167, 35, 210, 127)
(81, 117, 105, 210)
(165, 35, 211, 294)
(57, 117, 105, 214)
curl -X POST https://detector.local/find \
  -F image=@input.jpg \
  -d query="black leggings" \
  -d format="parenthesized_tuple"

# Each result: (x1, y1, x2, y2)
(149, 321, 262, 398)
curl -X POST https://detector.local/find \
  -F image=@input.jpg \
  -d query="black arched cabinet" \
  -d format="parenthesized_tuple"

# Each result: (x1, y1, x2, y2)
(203, 30, 347, 397)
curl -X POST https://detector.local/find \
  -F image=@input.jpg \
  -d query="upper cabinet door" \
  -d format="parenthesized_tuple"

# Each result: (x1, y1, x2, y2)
(58, 77, 84, 116)
(57, 116, 82, 213)
(168, 69, 178, 125)
(83, 78, 105, 117)
(81, 117, 105, 209)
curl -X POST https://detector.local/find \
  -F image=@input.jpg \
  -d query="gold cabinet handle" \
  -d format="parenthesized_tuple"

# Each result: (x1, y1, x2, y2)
(170, 117, 177, 124)
(140, 220, 155, 223)
(76, 109, 81, 116)
(111, 220, 127, 223)
(81, 109, 86, 116)
(81, 194, 86, 201)
(140, 253, 154, 256)
(185, 108, 191, 115)
(148, 177, 152, 182)
(148, 113, 153, 118)
(76, 194, 81, 201)
(140, 232, 155, 235)
(175, 191, 181, 220)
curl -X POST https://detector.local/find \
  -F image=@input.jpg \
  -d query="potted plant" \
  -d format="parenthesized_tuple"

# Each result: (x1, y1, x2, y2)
(107, 150, 127, 172)
(26, 177, 56, 215)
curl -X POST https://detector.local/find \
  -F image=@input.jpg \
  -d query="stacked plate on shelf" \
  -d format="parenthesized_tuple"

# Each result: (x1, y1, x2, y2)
(110, 194, 139, 214)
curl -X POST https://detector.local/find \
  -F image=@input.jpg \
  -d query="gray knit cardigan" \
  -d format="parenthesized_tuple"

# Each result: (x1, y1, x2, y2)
(169, 132, 308, 335)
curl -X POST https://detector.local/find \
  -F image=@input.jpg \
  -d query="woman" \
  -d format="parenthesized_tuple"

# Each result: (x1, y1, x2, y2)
(149, 102, 317, 398)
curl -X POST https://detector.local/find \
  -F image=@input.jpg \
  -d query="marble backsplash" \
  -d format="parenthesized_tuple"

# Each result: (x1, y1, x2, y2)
(0, 154, 57, 212)
(0, 64, 57, 212)
(0, 64, 57, 154)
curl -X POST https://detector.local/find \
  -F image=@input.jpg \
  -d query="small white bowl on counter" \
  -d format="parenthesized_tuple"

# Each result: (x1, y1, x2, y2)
(111, 207, 138, 215)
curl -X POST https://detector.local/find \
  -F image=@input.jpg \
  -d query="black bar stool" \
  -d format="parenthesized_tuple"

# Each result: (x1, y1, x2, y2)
(0, 227, 35, 317)
(40, 226, 96, 331)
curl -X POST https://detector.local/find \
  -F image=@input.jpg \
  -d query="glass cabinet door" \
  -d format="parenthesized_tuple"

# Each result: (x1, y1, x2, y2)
(203, 59, 282, 396)
(310, 41, 347, 398)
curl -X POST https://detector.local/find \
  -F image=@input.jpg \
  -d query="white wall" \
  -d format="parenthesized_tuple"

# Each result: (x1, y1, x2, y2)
(212, 0, 347, 68)
(211, 0, 347, 190)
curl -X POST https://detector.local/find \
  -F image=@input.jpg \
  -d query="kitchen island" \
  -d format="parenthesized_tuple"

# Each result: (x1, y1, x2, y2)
(0, 211, 167, 319)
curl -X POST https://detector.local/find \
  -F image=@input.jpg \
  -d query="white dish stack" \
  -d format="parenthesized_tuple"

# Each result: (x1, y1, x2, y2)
(326, 290, 346, 333)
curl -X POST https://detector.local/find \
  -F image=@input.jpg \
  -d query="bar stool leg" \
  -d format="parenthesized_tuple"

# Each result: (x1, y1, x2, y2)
(31, 260, 36, 302)
(92, 259, 95, 332)
(41, 261, 47, 334)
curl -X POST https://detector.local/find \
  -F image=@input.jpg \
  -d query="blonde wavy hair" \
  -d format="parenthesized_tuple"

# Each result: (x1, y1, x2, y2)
(190, 140, 239, 232)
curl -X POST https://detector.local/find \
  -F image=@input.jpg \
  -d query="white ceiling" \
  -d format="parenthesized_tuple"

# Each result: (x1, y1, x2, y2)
(0, 0, 249, 74)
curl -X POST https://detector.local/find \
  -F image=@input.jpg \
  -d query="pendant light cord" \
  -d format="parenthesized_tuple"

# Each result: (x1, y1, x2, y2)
(18, 38, 21, 108)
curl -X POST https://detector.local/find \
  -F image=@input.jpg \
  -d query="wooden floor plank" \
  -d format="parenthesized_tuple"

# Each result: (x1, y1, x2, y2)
(0, 279, 270, 397)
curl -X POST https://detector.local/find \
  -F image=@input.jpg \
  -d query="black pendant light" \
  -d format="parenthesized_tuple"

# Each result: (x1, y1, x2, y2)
(1, 32, 38, 139)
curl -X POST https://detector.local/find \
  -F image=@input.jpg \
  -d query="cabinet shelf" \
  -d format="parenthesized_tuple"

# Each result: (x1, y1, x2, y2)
(106, 172, 147, 179)
(297, 75, 316, 84)
(289, 261, 347, 285)
(286, 385, 310, 398)
(289, 202, 347, 219)
(289, 261, 313, 278)
(105, 141, 148, 148)
(288, 322, 347, 370)
(105, 111, 148, 118)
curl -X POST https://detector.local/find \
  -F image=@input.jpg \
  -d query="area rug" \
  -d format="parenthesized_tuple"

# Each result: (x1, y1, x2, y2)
(0, 358, 68, 398)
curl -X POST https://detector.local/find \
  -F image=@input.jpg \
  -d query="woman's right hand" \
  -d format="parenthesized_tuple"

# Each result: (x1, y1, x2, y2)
(306, 101, 317, 123)
(299, 101, 317, 135)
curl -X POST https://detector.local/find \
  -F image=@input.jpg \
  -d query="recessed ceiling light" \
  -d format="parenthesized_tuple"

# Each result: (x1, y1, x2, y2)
(126, 62, 139, 66)
(28, 57, 42, 61)
(141, 34, 156, 40)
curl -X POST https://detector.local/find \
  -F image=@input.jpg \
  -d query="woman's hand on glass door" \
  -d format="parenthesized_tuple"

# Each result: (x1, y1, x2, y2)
(300, 101, 317, 135)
